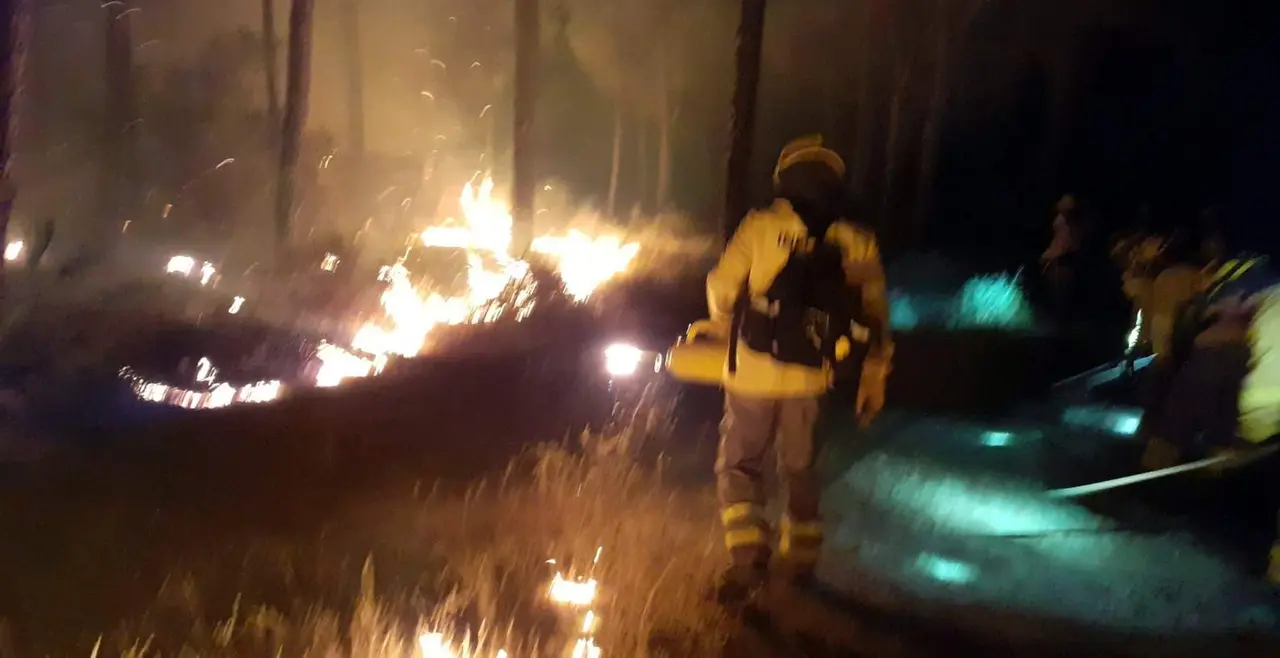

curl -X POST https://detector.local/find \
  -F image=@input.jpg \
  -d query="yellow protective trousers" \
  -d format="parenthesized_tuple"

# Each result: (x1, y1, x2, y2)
(716, 393, 824, 571)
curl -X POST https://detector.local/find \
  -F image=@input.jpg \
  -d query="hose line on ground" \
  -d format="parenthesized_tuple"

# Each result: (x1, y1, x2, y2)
(967, 445, 1280, 540)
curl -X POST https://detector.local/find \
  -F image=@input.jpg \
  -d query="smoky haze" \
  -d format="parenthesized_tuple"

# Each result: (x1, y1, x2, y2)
(16, 0, 1280, 262)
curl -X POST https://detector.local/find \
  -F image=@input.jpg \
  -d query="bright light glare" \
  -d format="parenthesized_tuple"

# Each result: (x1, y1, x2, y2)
(166, 255, 195, 276)
(572, 638, 602, 658)
(980, 430, 1014, 447)
(915, 553, 979, 584)
(1062, 405, 1143, 436)
(228, 296, 245, 314)
(314, 342, 384, 387)
(199, 261, 216, 286)
(549, 572, 598, 606)
(321, 252, 340, 271)
(1126, 310, 1143, 352)
(603, 343, 645, 377)
(1113, 414, 1141, 435)
(4, 240, 22, 261)
(417, 632, 455, 658)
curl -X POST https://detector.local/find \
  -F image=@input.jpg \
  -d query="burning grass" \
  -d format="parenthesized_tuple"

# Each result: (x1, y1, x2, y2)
(74, 430, 727, 658)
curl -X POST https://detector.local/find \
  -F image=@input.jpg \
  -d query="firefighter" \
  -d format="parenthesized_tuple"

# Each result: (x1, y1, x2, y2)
(1146, 254, 1280, 582)
(705, 136, 892, 604)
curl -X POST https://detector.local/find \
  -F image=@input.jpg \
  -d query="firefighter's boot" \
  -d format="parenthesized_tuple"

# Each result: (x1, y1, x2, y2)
(714, 564, 767, 607)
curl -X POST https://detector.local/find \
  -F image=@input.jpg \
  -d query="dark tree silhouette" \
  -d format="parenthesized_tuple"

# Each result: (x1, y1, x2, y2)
(341, 0, 366, 241)
(343, 0, 365, 183)
(275, 0, 315, 247)
(512, 0, 538, 257)
(261, 0, 280, 132)
(723, 0, 766, 240)
(102, 0, 138, 232)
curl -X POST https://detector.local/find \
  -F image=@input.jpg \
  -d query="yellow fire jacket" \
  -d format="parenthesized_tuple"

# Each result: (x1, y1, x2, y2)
(706, 199, 891, 399)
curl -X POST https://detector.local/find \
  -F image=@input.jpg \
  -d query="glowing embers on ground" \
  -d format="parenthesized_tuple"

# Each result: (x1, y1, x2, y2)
(119, 356, 283, 410)
(547, 545, 605, 658)
(165, 254, 219, 286)
(413, 547, 605, 658)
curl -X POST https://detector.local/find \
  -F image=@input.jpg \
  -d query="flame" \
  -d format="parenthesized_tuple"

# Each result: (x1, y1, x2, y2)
(330, 175, 638, 385)
(531, 231, 639, 302)
(166, 255, 195, 276)
(314, 342, 386, 388)
(548, 572, 598, 607)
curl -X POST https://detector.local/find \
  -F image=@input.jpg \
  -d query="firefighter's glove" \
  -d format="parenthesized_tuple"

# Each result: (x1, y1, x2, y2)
(856, 355, 891, 428)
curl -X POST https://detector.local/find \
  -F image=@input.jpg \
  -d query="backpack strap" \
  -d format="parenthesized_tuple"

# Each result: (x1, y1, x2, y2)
(726, 280, 749, 376)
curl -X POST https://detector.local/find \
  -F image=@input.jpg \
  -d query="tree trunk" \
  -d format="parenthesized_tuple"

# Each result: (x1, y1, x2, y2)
(636, 121, 648, 215)
(102, 1, 138, 232)
(511, 0, 538, 257)
(851, 0, 880, 200)
(0, 0, 26, 305)
(275, 0, 315, 248)
(723, 0, 766, 241)
(606, 107, 621, 217)
(261, 0, 280, 132)
(880, 73, 906, 237)
(913, 5, 951, 244)
(915, 1, 982, 244)
(656, 98, 671, 211)
(342, 0, 365, 228)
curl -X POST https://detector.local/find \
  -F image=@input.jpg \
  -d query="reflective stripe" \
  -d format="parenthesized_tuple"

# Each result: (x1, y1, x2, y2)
(783, 520, 824, 539)
(779, 517, 824, 556)
(721, 503, 763, 527)
(780, 516, 824, 537)
(1208, 257, 1263, 300)
(725, 526, 768, 550)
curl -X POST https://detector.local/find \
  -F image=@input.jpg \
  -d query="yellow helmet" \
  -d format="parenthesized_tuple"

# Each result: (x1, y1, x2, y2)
(773, 135, 846, 186)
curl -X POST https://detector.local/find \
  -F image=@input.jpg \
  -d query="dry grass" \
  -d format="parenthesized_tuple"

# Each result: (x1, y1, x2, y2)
(83, 429, 727, 658)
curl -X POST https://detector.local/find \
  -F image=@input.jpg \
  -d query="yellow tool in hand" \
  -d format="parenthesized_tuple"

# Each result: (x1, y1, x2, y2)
(664, 320, 729, 387)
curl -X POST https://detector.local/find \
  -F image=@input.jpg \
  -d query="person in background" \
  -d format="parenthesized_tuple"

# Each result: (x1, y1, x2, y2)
(1114, 228, 1166, 352)
(1041, 194, 1085, 326)
(1132, 230, 1211, 468)
(1147, 231, 1207, 358)
(1146, 253, 1280, 583)
(705, 136, 892, 604)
